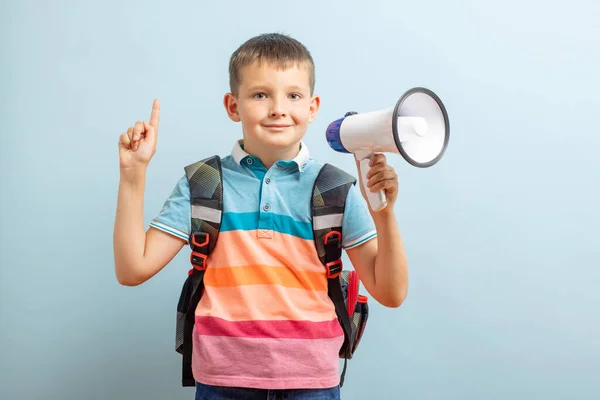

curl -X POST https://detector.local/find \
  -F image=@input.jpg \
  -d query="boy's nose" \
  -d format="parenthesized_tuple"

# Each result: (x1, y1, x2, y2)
(269, 99, 287, 118)
(270, 109, 286, 118)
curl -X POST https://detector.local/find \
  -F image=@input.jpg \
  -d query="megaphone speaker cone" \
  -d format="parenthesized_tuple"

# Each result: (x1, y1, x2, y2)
(392, 87, 450, 168)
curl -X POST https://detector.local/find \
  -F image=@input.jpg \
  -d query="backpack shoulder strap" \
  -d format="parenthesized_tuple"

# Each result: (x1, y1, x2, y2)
(311, 163, 356, 267)
(184, 155, 224, 258)
(178, 155, 223, 387)
(311, 163, 356, 387)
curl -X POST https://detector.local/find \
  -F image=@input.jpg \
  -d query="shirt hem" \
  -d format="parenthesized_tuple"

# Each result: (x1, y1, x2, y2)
(194, 373, 341, 390)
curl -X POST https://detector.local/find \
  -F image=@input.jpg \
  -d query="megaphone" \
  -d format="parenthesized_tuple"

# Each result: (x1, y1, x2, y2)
(326, 87, 449, 212)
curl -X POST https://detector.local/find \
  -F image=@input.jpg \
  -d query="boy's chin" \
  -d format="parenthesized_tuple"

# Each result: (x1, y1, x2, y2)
(253, 134, 304, 149)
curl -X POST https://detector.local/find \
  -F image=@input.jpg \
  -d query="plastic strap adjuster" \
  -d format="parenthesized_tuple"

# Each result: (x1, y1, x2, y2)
(326, 259, 343, 279)
(190, 232, 209, 271)
(323, 230, 342, 278)
(324, 231, 341, 246)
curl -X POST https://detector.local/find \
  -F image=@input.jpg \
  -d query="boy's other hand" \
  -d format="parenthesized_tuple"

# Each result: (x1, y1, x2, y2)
(118, 99, 160, 170)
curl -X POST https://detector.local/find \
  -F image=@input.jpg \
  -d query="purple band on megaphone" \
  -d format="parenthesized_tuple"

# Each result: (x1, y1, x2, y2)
(325, 114, 351, 153)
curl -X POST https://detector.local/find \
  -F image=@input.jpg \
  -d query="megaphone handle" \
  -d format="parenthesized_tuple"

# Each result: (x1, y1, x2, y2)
(355, 151, 388, 212)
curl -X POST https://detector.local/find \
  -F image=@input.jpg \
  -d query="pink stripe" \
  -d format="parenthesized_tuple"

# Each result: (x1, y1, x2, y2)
(192, 333, 343, 389)
(195, 316, 343, 339)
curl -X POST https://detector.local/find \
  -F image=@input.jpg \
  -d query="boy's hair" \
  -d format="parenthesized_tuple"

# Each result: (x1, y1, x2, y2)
(228, 33, 316, 96)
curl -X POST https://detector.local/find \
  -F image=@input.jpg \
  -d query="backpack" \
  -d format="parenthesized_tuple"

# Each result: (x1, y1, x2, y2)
(174, 155, 370, 388)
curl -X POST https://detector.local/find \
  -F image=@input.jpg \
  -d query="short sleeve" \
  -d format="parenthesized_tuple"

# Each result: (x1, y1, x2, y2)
(149, 174, 191, 242)
(342, 183, 377, 249)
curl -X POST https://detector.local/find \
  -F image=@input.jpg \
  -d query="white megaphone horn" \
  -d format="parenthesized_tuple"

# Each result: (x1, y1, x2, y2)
(326, 87, 450, 212)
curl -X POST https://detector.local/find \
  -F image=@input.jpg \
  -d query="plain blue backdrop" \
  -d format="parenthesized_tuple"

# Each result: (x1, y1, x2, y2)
(1, 1, 599, 399)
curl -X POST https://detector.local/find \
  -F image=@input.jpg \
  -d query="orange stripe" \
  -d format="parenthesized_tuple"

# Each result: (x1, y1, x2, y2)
(204, 264, 327, 291)
(208, 230, 324, 272)
(195, 285, 336, 322)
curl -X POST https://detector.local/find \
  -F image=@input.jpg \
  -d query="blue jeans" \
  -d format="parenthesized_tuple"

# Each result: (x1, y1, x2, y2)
(195, 381, 341, 400)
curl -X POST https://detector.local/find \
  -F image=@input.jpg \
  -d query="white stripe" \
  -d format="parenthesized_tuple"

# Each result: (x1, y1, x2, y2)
(312, 213, 343, 230)
(344, 231, 377, 249)
(150, 221, 189, 242)
(192, 205, 222, 224)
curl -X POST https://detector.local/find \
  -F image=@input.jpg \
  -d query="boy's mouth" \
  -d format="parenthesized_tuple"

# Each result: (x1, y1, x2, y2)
(262, 124, 292, 131)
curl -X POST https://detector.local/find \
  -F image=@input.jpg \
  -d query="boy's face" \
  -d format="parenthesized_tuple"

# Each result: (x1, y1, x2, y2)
(224, 60, 320, 153)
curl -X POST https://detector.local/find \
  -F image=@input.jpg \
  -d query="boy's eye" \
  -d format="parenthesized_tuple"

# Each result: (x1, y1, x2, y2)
(290, 93, 301, 100)
(253, 93, 266, 99)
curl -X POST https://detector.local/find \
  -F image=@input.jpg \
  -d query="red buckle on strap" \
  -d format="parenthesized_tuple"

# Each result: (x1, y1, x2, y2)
(190, 233, 210, 271)
(324, 231, 341, 245)
(192, 233, 209, 248)
(326, 259, 342, 279)
(190, 252, 207, 271)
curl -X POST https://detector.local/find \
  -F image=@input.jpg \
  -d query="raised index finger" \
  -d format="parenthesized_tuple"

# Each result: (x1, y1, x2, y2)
(149, 98, 160, 129)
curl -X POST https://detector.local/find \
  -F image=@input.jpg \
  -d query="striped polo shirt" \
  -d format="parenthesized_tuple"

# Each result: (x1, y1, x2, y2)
(150, 140, 376, 389)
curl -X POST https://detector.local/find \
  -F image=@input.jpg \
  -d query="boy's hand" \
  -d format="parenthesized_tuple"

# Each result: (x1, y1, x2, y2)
(118, 99, 160, 170)
(355, 153, 399, 212)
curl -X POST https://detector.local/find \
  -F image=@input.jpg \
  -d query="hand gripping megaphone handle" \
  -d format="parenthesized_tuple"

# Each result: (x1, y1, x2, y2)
(354, 149, 388, 212)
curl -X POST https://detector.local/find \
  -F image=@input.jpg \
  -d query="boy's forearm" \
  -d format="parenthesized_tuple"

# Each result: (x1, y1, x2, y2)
(113, 167, 148, 285)
(371, 209, 409, 307)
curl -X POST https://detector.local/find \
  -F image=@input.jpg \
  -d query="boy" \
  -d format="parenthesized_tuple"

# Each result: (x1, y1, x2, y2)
(114, 33, 408, 399)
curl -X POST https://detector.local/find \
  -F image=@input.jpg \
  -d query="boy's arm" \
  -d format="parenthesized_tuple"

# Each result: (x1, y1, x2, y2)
(113, 98, 185, 286)
(346, 208, 408, 308)
(113, 166, 185, 286)
(346, 153, 408, 308)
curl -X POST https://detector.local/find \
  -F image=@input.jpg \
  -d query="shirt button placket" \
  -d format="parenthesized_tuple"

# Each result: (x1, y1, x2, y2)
(258, 173, 274, 236)
(263, 176, 272, 211)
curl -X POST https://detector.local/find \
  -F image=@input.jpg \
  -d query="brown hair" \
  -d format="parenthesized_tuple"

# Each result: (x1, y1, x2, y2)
(228, 33, 315, 96)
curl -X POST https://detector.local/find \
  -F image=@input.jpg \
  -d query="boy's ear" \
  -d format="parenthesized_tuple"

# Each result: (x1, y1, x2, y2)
(223, 93, 241, 122)
(308, 95, 321, 123)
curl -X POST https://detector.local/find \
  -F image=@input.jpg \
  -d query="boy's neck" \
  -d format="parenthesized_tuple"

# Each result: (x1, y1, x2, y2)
(242, 140, 302, 170)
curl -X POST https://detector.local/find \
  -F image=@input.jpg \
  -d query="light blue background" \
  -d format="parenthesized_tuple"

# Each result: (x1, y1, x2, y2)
(1, 1, 599, 399)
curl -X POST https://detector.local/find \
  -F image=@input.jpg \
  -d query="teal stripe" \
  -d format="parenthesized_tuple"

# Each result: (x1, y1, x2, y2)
(220, 212, 257, 231)
(221, 212, 313, 240)
(276, 214, 313, 240)
(150, 222, 188, 241)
